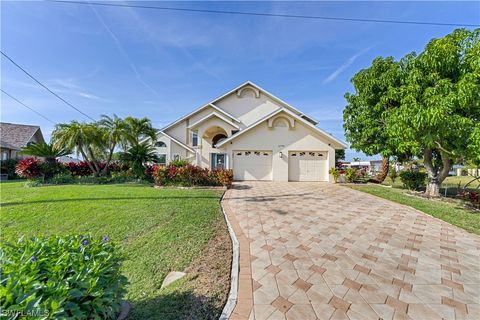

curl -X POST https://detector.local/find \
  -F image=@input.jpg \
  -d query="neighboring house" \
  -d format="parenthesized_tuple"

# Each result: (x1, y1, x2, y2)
(149, 81, 347, 182)
(341, 160, 383, 173)
(0, 122, 45, 160)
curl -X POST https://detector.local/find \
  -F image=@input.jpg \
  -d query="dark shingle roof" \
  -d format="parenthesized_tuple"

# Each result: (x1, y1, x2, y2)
(0, 122, 44, 150)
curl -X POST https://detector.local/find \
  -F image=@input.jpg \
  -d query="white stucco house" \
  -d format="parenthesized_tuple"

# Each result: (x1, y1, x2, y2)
(150, 81, 347, 182)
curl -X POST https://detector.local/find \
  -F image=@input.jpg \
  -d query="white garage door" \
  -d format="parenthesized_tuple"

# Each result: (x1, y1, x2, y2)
(233, 150, 272, 181)
(289, 151, 328, 181)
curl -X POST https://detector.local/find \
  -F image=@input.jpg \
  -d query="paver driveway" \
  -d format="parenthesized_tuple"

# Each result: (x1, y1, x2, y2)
(223, 182, 480, 320)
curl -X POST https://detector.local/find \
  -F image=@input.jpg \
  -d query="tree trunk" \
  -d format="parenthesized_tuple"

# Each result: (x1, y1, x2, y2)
(423, 148, 451, 197)
(370, 156, 389, 183)
(101, 145, 116, 176)
(78, 147, 96, 174)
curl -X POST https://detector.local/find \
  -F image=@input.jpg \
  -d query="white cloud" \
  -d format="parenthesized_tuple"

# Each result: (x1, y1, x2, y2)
(323, 46, 373, 84)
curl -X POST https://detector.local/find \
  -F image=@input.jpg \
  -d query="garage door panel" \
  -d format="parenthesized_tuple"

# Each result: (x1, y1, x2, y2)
(289, 151, 327, 181)
(234, 150, 272, 181)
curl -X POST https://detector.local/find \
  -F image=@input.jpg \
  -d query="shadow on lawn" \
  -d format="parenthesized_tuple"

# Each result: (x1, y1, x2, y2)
(0, 196, 220, 207)
(128, 290, 222, 320)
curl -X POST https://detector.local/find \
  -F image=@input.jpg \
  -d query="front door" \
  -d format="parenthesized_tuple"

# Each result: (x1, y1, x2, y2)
(211, 153, 226, 169)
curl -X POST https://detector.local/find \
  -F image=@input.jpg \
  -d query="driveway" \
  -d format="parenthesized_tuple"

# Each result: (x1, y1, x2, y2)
(223, 182, 480, 320)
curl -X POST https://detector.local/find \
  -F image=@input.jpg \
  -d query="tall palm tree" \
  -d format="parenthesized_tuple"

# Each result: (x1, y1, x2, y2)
(52, 121, 106, 175)
(119, 142, 159, 178)
(20, 142, 70, 164)
(98, 114, 129, 175)
(124, 117, 157, 146)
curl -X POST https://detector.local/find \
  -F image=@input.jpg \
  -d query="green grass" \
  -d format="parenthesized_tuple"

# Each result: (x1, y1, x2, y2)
(0, 181, 226, 319)
(383, 175, 480, 189)
(347, 184, 480, 235)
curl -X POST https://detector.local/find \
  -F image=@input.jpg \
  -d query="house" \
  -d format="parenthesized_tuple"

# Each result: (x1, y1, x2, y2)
(150, 81, 347, 182)
(341, 160, 384, 174)
(0, 122, 45, 160)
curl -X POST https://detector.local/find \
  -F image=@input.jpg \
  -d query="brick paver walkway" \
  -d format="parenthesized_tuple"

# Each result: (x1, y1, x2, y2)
(223, 182, 480, 320)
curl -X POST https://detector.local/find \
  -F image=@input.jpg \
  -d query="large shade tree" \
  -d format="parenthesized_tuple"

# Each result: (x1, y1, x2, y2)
(343, 56, 404, 182)
(386, 28, 479, 197)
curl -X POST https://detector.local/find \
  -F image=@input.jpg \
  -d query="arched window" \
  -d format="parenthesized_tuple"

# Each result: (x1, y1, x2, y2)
(212, 134, 227, 146)
(155, 141, 167, 148)
(273, 117, 289, 128)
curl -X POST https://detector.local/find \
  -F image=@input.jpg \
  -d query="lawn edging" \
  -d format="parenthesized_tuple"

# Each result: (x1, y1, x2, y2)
(219, 189, 240, 320)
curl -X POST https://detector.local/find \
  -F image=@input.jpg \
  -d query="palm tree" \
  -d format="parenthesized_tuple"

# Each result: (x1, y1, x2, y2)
(52, 121, 106, 175)
(20, 142, 70, 164)
(119, 142, 159, 178)
(124, 117, 157, 146)
(98, 114, 129, 175)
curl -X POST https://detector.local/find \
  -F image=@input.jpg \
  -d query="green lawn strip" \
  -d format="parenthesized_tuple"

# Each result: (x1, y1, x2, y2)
(346, 184, 480, 235)
(0, 182, 225, 317)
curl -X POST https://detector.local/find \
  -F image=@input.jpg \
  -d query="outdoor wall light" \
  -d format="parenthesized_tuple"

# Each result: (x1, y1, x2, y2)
(279, 151, 283, 158)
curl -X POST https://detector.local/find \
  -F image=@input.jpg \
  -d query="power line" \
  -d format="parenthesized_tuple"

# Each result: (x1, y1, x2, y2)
(47, 0, 479, 27)
(1, 89, 57, 125)
(1, 51, 95, 121)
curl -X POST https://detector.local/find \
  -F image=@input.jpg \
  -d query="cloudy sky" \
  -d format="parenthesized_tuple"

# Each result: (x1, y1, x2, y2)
(1, 1, 478, 160)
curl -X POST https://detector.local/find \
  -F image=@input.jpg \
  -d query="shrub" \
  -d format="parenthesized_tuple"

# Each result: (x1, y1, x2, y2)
(344, 167, 357, 183)
(49, 173, 76, 185)
(15, 157, 42, 179)
(388, 167, 398, 184)
(458, 190, 480, 208)
(0, 159, 19, 179)
(215, 168, 234, 187)
(0, 235, 128, 319)
(169, 159, 190, 167)
(329, 168, 340, 183)
(399, 170, 427, 190)
(65, 161, 93, 177)
(153, 164, 233, 187)
(24, 179, 43, 188)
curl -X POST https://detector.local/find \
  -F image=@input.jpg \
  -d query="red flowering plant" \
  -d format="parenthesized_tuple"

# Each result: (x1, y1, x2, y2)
(152, 164, 233, 187)
(15, 158, 43, 179)
(458, 190, 480, 208)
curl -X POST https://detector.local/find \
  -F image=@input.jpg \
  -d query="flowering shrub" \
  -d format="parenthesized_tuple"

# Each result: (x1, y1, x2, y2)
(15, 157, 42, 179)
(153, 164, 233, 187)
(0, 159, 19, 179)
(0, 235, 127, 319)
(329, 168, 340, 183)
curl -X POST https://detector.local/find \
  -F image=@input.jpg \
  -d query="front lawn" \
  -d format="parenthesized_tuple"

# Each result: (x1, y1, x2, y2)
(347, 184, 480, 235)
(0, 181, 231, 319)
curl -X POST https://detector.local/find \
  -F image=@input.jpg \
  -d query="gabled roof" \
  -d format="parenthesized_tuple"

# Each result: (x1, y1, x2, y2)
(216, 108, 347, 149)
(211, 81, 319, 125)
(158, 81, 318, 134)
(157, 131, 195, 153)
(188, 112, 240, 130)
(0, 122, 44, 150)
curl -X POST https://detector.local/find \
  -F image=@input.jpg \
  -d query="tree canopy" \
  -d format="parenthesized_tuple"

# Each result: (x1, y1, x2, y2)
(344, 28, 480, 196)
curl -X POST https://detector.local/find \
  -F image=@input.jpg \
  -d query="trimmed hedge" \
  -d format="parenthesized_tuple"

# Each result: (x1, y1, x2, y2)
(0, 235, 127, 319)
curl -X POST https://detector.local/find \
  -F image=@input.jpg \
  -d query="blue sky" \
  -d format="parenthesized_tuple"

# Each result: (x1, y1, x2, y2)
(1, 1, 478, 160)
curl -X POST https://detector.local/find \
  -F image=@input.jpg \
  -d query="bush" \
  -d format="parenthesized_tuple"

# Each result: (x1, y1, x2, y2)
(388, 167, 398, 184)
(49, 173, 76, 185)
(153, 164, 233, 187)
(15, 157, 42, 179)
(0, 159, 19, 179)
(24, 179, 43, 188)
(344, 167, 357, 183)
(169, 159, 190, 167)
(399, 170, 427, 190)
(0, 235, 128, 319)
(329, 168, 340, 183)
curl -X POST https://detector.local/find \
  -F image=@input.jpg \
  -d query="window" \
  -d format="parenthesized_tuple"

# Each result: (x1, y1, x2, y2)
(158, 154, 167, 165)
(155, 141, 167, 148)
(192, 131, 198, 147)
(231, 130, 239, 135)
(211, 153, 226, 169)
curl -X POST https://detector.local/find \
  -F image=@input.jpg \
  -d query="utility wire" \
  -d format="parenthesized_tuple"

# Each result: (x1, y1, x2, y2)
(47, 0, 479, 27)
(1, 89, 57, 125)
(1, 51, 95, 121)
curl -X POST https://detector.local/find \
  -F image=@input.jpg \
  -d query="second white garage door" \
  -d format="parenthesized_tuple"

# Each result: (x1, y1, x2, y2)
(233, 150, 272, 181)
(288, 151, 328, 181)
